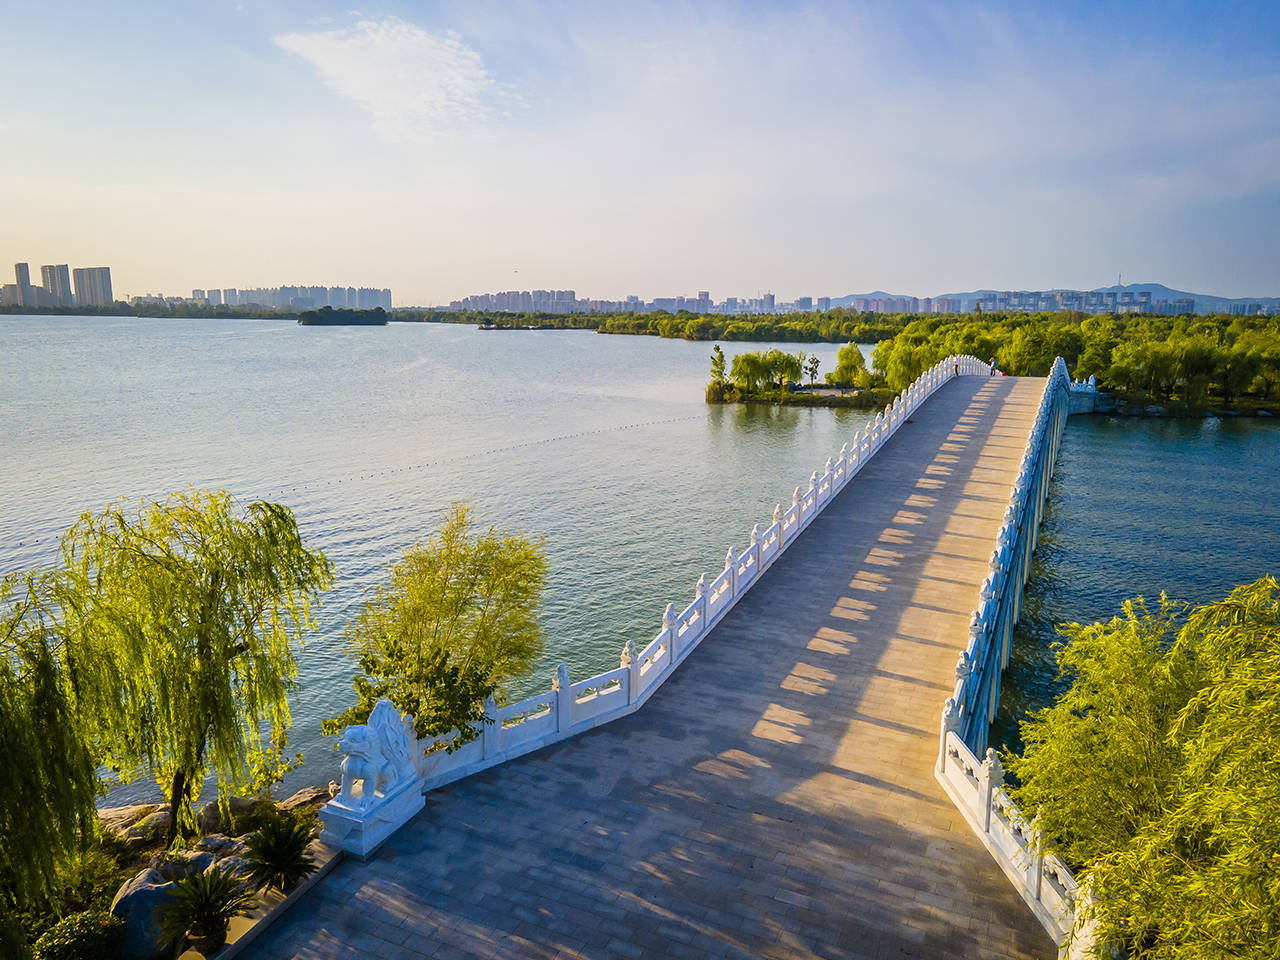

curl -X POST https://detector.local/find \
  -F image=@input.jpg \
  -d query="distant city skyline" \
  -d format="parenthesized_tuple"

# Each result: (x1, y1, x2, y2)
(1, 3, 1276, 305)
(442, 284, 1275, 316)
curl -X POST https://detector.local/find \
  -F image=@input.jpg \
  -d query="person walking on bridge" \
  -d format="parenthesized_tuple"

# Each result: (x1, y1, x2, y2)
(988, 356, 997, 376)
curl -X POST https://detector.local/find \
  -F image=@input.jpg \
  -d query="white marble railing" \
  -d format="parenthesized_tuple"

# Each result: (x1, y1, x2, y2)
(935, 357, 1091, 954)
(321, 353, 990, 856)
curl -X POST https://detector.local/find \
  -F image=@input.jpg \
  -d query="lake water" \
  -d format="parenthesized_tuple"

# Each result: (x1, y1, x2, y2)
(991, 413, 1280, 753)
(1, 315, 870, 801)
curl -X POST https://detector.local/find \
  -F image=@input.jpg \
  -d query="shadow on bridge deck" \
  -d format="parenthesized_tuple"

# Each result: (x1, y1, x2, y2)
(247, 375, 1056, 960)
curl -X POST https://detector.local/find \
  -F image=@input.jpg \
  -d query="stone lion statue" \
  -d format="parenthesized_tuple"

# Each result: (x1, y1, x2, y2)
(336, 699, 417, 808)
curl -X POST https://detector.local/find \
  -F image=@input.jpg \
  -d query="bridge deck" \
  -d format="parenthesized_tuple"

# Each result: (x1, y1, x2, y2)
(249, 375, 1055, 960)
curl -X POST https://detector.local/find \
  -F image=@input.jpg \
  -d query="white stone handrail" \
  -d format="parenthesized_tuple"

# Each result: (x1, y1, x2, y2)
(935, 357, 1092, 957)
(322, 353, 991, 857)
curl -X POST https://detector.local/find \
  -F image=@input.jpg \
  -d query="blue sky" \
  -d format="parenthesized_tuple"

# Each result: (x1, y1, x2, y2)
(2, 1, 1277, 304)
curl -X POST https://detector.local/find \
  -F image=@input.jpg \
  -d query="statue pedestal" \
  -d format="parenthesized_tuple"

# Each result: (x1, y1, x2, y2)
(318, 777, 425, 859)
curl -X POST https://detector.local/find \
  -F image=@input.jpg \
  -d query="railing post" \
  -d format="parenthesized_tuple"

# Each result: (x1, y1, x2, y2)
(662, 602, 677, 654)
(981, 747, 1004, 833)
(939, 697, 960, 774)
(620, 639, 636, 705)
(792, 486, 803, 526)
(553, 663, 572, 732)
(481, 696, 499, 759)
(724, 548, 737, 596)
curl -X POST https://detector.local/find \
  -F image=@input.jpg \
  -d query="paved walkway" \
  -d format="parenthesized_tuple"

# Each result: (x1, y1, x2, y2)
(247, 375, 1054, 960)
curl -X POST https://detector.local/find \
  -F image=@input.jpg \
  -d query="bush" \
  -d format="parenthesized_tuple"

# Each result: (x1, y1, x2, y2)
(155, 866, 256, 954)
(244, 814, 318, 893)
(32, 911, 123, 960)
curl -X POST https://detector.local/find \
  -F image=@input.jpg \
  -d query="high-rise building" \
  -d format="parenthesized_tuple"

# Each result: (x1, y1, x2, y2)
(40, 264, 74, 306)
(13, 263, 32, 307)
(223, 288, 239, 306)
(73, 267, 114, 307)
(206, 289, 222, 306)
(796, 296, 813, 310)
(192, 289, 207, 301)
(763, 293, 775, 311)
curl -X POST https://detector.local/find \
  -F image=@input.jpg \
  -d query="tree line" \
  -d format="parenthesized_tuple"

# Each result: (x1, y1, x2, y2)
(869, 311, 1280, 406)
(706, 342, 882, 407)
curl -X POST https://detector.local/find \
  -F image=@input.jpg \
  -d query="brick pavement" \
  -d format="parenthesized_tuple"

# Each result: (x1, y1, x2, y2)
(243, 375, 1055, 960)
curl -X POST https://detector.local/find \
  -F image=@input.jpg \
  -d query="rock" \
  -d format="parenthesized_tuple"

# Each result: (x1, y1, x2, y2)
(124, 810, 171, 844)
(1145, 405, 1166, 417)
(214, 855, 253, 878)
(197, 795, 267, 835)
(279, 786, 331, 812)
(329, 780, 340, 798)
(98, 803, 158, 834)
(1260, 409, 1274, 417)
(195, 833, 245, 856)
(109, 868, 177, 960)
(152, 850, 215, 881)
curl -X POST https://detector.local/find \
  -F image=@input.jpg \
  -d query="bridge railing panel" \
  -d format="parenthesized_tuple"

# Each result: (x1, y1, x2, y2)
(935, 356, 1091, 953)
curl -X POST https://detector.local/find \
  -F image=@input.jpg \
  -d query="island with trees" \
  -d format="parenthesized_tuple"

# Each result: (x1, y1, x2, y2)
(705, 343, 892, 408)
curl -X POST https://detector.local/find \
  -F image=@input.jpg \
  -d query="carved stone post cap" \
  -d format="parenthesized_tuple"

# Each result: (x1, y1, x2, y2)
(941, 697, 960, 731)
(619, 639, 633, 668)
(983, 747, 1005, 784)
(792, 486, 802, 506)
(695, 572, 708, 596)
(662, 602, 675, 628)
(955, 651, 971, 680)
(724, 547, 735, 569)
(773, 503, 783, 523)
(750, 523, 761, 544)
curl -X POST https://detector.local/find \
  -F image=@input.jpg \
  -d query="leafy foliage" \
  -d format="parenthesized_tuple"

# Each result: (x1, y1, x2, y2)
(1007, 577, 1280, 958)
(244, 813, 318, 893)
(45, 490, 333, 847)
(31, 910, 124, 960)
(0, 572, 101, 915)
(154, 865, 256, 951)
(824, 342, 869, 387)
(324, 503, 547, 749)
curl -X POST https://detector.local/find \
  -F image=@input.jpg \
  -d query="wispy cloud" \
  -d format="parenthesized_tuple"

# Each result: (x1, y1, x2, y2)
(274, 17, 510, 140)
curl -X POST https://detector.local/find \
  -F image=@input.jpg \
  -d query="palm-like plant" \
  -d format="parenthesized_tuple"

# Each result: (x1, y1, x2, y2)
(244, 815, 318, 893)
(155, 865, 256, 953)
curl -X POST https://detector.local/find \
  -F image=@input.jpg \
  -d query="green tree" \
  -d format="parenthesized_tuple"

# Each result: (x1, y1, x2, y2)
(53, 491, 333, 847)
(805, 354, 820, 384)
(324, 503, 547, 748)
(825, 342, 867, 387)
(1007, 577, 1280, 958)
(709, 344, 726, 384)
(729, 351, 768, 392)
(0, 573, 101, 956)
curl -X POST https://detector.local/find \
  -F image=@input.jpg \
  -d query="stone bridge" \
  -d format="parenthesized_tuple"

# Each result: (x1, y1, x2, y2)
(242, 370, 1062, 960)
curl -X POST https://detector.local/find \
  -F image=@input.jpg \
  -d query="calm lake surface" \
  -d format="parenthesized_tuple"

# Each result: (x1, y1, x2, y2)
(5, 316, 1276, 799)
(1, 315, 871, 801)
(991, 413, 1280, 752)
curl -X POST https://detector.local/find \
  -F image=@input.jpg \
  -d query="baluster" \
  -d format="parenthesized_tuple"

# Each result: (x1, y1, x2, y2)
(981, 747, 1004, 832)
(553, 663, 572, 732)
(620, 639, 636, 704)
(939, 697, 960, 773)
(480, 696, 499, 759)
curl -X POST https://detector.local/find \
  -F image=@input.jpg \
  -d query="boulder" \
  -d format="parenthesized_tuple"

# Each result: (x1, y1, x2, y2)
(1260, 409, 1274, 417)
(197, 795, 268, 835)
(278, 786, 331, 812)
(124, 810, 172, 847)
(152, 850, 215, 881)
(109, 868, 177, 960)
(98, 803, 157, 834)
(195, 833, 245, 856)
(214, 855, 253, 879)
(1145, 405, 1166, 417)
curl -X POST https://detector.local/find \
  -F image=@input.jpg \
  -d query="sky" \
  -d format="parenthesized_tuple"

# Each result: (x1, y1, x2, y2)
(2, 0, 1278, 305)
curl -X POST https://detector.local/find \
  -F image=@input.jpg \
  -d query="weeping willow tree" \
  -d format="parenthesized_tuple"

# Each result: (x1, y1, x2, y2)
(0, 573, 101, 956)
(1007, 576, 1280, 958)
(53, 490, 333, 848)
